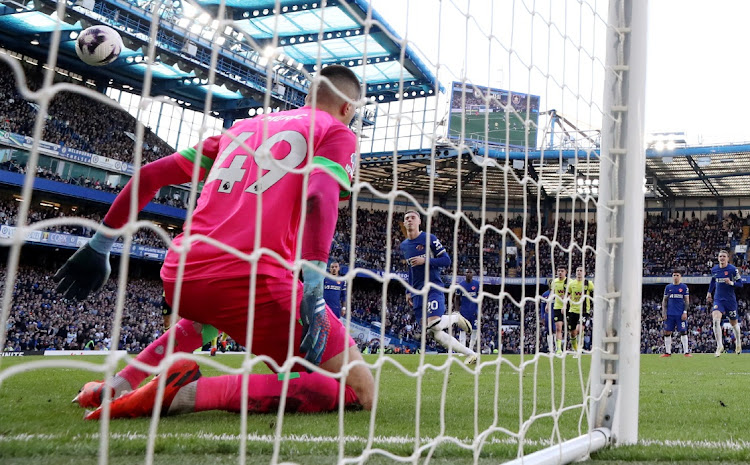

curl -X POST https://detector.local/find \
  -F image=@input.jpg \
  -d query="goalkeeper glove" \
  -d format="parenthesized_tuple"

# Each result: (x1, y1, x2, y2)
(53, 229, 115, 300)
(299, 260, 330, 366)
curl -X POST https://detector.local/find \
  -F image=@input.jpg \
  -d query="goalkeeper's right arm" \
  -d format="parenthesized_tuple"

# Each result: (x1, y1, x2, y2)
(52, 146, 215, 300)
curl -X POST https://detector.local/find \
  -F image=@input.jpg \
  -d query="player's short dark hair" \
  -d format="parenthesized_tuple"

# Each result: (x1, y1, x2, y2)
(313, 65, 361, 105)
(672, 269, 682, 275)
(556, 265, 567, 271)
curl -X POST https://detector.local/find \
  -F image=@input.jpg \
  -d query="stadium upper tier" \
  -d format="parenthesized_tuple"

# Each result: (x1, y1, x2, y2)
(3, 51, 750, 198)
(0, 61, 174, 166)
(0, 0, 440, 119)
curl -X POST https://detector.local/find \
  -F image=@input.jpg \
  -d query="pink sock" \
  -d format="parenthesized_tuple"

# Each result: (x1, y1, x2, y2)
(194, 372, 360, 414)
(118, 318, 202, 389)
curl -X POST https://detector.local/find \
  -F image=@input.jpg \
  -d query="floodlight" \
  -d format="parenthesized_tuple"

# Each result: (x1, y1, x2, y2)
(182, 2, 198, 18)
(197, 13, 211, 25)
(262, 45, 277, 58)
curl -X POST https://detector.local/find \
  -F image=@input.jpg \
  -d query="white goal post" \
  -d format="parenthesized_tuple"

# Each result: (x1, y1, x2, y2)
(590, 0, 648, 448)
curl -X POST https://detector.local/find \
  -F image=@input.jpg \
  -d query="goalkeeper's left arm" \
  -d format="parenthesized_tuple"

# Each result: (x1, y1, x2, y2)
(299, 171, 341, 366)
(53, 139, 220, 300)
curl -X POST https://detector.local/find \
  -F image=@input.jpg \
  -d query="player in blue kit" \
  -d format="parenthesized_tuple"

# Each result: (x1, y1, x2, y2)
(454, 269, 480, 350)
(539, 288, 554, 353)
(323, 262, 346, 318)
(706, 250, 743, 357)
(660, 270, 691, 357)
(400, 211, 476, 364)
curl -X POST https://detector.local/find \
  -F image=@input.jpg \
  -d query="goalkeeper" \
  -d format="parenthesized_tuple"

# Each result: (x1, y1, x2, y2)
(56, 65, 374, 419)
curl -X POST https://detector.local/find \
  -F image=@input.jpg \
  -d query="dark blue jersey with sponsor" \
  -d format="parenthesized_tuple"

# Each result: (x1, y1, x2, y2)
(457, 279, 480, 315)
(663, 283, 689, 317)
(323, 277, 346, 317)
(399, 231, 450, 291)
(708, 264, 742, 302)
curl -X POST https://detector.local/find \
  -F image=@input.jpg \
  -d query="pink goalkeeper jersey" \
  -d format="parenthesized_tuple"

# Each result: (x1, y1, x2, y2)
(161, 107, 356, 282)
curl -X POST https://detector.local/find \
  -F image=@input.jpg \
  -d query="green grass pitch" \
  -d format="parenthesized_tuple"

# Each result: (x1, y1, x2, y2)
(0, 354, 748, 464)
(448, 112, 538, 148)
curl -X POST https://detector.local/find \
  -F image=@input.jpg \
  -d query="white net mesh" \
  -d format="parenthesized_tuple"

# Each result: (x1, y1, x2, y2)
(0, 0, 639, 463)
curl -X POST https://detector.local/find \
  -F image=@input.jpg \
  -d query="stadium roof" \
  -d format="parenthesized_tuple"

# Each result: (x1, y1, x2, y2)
(0, 0, 440, 118)
(358, 143, 750, 202)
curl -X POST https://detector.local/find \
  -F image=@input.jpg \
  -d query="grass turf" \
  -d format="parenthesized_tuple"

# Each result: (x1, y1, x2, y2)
(0, 353, 748, 464)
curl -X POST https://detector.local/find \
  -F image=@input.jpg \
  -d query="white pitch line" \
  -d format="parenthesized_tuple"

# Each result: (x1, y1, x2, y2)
(637, 439, 750, 450)
(0, 432, 512, 445)
(0, 433, 749, 450)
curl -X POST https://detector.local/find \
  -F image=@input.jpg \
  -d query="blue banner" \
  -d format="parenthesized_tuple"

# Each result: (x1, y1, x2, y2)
(0, 130, 134, 175)
(0, 226, 167, 262)
(0, 170, 186, 221)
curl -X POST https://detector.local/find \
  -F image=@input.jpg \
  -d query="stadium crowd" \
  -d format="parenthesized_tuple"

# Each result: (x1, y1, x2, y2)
(6, 259, 747, 355)
(0, 61, 173, 165)
(0, 196, 176, 248)
(2, 170, 750, 280)
(642, 213, 746, 275)
(3, 265, 164, 353)
(0, 156, 191, 210)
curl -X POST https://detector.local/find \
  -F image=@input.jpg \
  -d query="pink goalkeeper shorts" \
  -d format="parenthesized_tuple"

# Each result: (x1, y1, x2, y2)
(163, 273, 354, 371)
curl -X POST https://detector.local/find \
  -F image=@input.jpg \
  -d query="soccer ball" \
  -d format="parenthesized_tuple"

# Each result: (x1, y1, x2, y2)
(75, 26, 123, 66)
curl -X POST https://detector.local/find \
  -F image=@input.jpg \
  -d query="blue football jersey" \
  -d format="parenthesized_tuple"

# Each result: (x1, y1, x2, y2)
(399, 232, 449, 290)
(709, 264, 742, 302)
(457, 279, 480, 314)
(663, 283, 689, 316)
(323, 277, 346, 318)
(540, 289, 550, 315)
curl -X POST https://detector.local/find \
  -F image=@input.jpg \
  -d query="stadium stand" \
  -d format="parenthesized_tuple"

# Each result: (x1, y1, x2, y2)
(2, 265, 164, 353)
(3, 166, 750, 275)
(3, 258, 748, 355)
(1, 133, 750, 355)
(0, 61, 173, 166)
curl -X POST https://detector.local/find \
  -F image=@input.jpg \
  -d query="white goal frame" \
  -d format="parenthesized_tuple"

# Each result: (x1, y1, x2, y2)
(511, 0, 648, 462)
(589, 0, 647, 449)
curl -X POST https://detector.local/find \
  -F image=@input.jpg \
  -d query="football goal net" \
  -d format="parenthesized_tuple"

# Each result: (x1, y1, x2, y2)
(0, 0, 646, 463)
